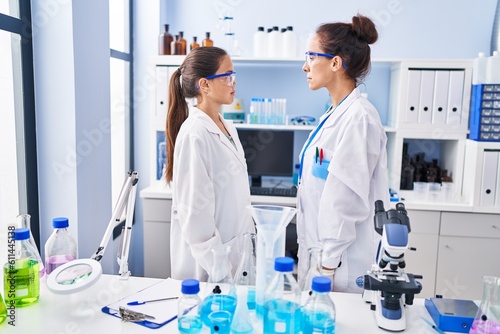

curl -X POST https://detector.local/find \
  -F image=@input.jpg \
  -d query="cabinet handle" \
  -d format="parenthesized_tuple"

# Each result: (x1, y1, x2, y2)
(445, 245, 451, 249)
(493, 225, 498, 229)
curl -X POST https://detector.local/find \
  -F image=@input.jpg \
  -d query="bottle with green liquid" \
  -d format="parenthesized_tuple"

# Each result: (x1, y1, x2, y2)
(0, 292, 7, 324)
(3, 228, 40, 307)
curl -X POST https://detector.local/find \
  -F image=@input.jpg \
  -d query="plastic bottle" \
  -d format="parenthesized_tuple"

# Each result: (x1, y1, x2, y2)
(202, 32, 213, 47)
(190, 36, 200, 51)
(264, 257, 302, 334)
(473, 52, 488, 85)
(179, 31, 187, 55)
(3, 228, 40, 307)
(17, 214, 45, 278)
(177, 279, 203, 334)
(158, 24, 173, 55)
(253, 26, 267, 58)
(283, 26, 297, 58)
(486, 50, 500, 84)
(44, 217, 78, 275)
(302, 276, 336, 334)
(267, 26, 281, 58)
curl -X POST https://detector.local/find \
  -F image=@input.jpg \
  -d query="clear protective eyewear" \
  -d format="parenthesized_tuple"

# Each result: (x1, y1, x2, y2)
(305, 51, 347, 69)
(205, 71, 236, 86)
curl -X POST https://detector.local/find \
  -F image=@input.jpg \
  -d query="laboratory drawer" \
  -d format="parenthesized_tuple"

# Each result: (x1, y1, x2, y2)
(143, 198, 172, 222)
(440, 212, 500, 238)
(407, 210, 440, 234)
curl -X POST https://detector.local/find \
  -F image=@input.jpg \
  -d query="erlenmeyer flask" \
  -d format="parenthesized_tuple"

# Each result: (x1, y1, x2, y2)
(17, 214, 45, 278)
(247, 205, 297, 319)
(301, 247, 323, 292)
(470, 275, 500, 333)
(234, 232, 257, 310)
(231, 285, 254, 334)
(200, 245, 237, 327)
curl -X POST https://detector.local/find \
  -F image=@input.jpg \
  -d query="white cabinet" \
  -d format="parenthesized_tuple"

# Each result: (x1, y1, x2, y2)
(143, 197, 172, 278)
(435, 212, 500, 300)
(405, 210, 440, 298)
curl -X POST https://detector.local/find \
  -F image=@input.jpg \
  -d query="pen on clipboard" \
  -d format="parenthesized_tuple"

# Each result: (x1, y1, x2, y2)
(421, 317, 445, 334)
(127, 296, 179, 306)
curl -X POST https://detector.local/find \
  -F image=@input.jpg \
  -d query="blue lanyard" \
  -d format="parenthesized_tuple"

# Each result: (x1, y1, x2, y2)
(298, 96, 348, 184)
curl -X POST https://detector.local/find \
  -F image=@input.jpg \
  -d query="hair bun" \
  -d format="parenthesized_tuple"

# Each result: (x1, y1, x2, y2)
(352, 15, 378, 45)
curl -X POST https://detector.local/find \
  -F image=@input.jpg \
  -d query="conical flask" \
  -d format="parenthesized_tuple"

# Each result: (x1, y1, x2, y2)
(230, 284, 254, 334)
(470, 275, 500, 334)
(234, 232, 257, 310)
(301, 247, 324, 292)
(246, 205, 297, 318)
(17, 214, 45, 278)
(200, 245, 237, 327)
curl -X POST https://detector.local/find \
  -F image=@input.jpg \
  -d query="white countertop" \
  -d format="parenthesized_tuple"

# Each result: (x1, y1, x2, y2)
(140, 182, 475, 212)
(1, 274, 453, 333)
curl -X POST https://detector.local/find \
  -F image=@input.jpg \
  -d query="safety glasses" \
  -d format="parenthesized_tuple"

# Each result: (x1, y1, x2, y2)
(305, 51, 347, 69)
(205, 71, 236, 86)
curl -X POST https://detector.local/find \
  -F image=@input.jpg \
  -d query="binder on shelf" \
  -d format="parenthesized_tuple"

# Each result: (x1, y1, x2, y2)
(418, 70, 434, 124)
(446, 70, 465, 127)
(496, 157, 500, 207)
(405, 70, 421, 123)
(431, 70, 450, 125)
(479, 150, 498, 206)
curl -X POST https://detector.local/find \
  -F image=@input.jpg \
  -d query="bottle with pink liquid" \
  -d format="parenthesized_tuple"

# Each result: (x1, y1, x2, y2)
(44, 217, 78, 275)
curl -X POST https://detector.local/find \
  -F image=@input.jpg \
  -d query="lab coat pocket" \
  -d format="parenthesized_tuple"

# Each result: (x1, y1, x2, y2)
(312, 158, 331, 180)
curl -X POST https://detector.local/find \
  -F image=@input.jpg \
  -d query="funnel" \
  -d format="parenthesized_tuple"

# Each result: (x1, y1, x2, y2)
(246, 205, 297, 318)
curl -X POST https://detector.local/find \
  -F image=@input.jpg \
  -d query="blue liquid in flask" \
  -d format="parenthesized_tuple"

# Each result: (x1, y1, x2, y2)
(178, 315, 203, 333)
(200, 294, 237, 327)
(264, 299, 301, 334)
(302, 310, 335, 334)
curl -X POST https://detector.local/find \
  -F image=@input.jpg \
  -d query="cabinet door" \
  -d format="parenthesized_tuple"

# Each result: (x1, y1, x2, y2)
(404, 210, 440, 298)
(436, 236, 500, 300)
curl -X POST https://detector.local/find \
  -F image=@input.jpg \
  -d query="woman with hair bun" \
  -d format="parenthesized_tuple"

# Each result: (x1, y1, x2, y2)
(296, 15, 390, 293)
(166, 46, 254, 281)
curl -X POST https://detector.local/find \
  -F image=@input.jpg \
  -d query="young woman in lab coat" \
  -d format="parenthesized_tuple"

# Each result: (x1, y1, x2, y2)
(165, 47, 255, 281)
(297, 15, 390, 293)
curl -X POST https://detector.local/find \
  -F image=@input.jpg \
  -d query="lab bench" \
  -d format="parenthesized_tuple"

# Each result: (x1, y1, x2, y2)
(0, 274, 462, 333)
(141, 183, 500, 301)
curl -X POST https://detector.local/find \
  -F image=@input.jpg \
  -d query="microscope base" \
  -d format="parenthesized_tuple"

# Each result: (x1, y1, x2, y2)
(373, 293, 407, 332)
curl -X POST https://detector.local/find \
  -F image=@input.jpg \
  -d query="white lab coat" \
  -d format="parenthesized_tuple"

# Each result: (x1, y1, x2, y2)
(296, 87, 390, 293)
(170, 107, 255, 282)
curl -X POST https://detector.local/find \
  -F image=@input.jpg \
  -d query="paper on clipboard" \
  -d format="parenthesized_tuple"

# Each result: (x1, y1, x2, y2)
(102, 278, 183, 328)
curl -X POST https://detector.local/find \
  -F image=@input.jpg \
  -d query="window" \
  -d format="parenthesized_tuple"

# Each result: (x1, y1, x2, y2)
(109, 0, 133, 206)
(0, 1, 39, 246)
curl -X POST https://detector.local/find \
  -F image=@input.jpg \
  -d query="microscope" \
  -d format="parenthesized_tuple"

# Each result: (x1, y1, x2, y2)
(358, 200, 423, 332)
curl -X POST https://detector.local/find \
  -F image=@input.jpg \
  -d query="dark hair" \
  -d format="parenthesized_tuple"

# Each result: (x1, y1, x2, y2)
(316, 14, 378, 84)
(165, 46, 228, 183)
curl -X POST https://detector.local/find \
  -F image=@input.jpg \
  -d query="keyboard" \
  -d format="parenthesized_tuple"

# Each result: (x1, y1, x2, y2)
(250, 186, 297, 197)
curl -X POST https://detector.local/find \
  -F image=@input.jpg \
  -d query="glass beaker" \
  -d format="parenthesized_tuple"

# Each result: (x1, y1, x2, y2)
(470, 275, 500, 334)
(17, 214, 45, 278)
(247, 205, 297, 319)
(234, 232, 257, 310)
(208, 310, 232, 334)
(200, 245, 237, 327)
(301, 247, 323, 292)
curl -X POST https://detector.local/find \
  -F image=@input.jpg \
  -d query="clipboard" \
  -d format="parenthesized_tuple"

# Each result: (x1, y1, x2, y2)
(101, 278, 183, 329)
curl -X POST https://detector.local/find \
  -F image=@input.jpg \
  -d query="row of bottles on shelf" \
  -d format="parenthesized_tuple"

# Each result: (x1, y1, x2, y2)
(473, 51, 500, 84)
(158, 24, 213, 55)
(253, 25, 298, 58)
(176, 239, 335, 334)
(400, 143, 452, 191)
(1, 214, 77, 314)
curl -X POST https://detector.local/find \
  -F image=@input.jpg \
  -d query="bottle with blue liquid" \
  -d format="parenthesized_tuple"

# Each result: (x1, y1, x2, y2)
(178, 279, 203, 333)
(302, 276, 336, 334)
(263, 257, 302, 334)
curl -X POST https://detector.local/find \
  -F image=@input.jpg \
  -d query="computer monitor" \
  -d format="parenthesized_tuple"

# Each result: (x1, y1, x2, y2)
(237, 129, 294, 187)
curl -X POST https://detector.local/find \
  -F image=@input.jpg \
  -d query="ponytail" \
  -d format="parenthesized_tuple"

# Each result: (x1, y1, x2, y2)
(165, 68, 188, 184)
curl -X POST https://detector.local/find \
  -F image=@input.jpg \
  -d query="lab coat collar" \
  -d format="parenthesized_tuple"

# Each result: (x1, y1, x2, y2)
(306, 87, 359, 149)
(189, 107, 247, 167)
